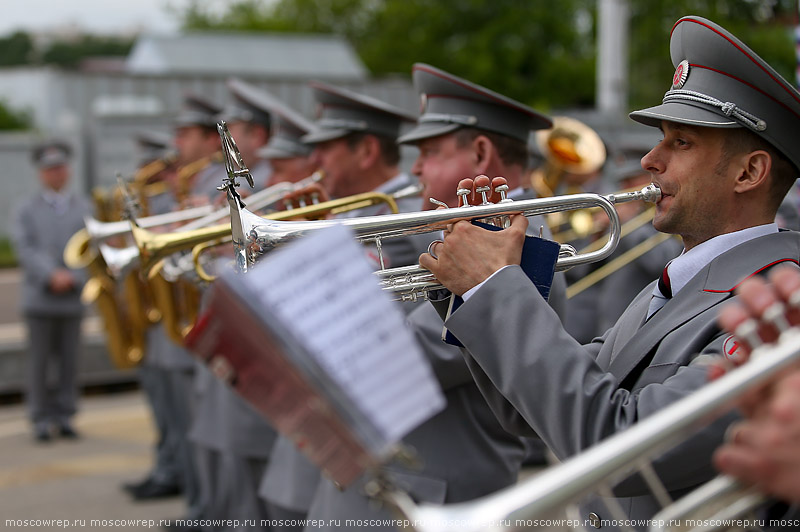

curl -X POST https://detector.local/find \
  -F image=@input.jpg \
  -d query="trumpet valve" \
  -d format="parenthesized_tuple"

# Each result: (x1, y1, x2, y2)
(475, 185, 491, 205)
(494, 184, 512, 203)
(456, 188, 471, 207)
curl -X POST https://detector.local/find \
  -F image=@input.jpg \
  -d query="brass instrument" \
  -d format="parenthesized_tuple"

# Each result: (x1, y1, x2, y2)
(532, 116, 608, 240)
(70, 230, 147, 369)
(64, 205, 217, 271)
(565, 208, 682, 299)
(131, 190, 406, 279)
(222, 178, 659, 302)
(379, 319, 800, 532)
(212, 120, 656, 302)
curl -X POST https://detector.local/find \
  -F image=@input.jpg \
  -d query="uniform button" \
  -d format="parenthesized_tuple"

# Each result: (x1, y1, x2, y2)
(588, 513, 601, 529)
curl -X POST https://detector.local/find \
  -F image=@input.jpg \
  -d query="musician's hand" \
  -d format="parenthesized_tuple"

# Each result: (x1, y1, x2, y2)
(710, 267, 800, 374)
(711, 266, 800, 503)
(713, 370, 800, 503)
(709, 266, 800, 413)
(418, 175, 527, 296)
(281, 184, 329, 213)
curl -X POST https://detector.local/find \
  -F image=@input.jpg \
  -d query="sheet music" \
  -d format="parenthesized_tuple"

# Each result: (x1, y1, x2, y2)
(240, 224, 445, 443)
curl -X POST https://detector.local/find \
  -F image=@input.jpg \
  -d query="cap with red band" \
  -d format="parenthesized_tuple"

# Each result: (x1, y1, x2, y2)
(630, 16, 800, 173)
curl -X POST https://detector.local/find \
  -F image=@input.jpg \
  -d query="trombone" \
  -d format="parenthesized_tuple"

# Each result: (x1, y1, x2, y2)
(379, 320, 800, 532)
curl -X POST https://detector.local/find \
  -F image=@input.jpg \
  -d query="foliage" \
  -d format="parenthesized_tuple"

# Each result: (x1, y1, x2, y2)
(182, 0, 800, 112)
(0, 31, 35, 66)
(0, 238, 17, 268)
(0, 100, 31, 130)
(40, 35, 135, 69)
(627, 0, 799, 110)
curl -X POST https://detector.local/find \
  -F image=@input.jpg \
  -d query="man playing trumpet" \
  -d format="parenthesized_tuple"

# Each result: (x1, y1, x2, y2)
(420, 16, 800, 529)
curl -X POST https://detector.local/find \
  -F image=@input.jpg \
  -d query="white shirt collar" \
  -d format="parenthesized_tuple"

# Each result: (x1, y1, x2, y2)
(375, 173, 409, 194)
(663, 223, 778, 297)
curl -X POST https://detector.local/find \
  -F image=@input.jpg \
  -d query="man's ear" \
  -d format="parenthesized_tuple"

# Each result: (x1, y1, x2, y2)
(734, 150, 771, 194)
(357, 135, 381, 169)
(472, 135, 494, 175)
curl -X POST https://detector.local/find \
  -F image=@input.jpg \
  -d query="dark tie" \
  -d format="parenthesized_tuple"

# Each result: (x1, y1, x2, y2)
(658, 265, 672, 299)
(646, 264, 672, 319)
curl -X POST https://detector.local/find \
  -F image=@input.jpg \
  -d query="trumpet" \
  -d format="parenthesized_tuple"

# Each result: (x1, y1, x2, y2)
(88, 171, 325, 279)
(132, 189, 407, 279)
(379, 321, 800, 532)
(225, 180, 660, 301)
(64, 205, 217, 270)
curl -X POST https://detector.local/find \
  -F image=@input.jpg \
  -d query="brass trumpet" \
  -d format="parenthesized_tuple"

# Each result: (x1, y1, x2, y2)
(131, 189, 407, 279)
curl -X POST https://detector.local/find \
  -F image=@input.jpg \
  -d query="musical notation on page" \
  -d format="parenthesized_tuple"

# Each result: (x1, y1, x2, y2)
(187, 224, 444, 486)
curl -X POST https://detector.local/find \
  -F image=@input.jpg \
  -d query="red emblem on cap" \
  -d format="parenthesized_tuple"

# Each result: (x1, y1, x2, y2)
(672, 60, 690, 90)
(722, 334, 741, 361)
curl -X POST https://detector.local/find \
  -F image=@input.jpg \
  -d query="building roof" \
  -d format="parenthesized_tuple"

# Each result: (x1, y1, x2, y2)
(125, 32, 368, 80)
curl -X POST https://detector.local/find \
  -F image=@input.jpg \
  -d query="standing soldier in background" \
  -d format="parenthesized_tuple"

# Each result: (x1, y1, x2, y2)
(11, 140, 91, 442)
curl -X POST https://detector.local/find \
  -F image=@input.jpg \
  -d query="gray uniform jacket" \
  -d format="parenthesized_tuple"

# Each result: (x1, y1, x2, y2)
(305, 198, 568, 531)
(305, 301, 527, 532)
(12, 191, 90, 316)
(443, 230, 800, 529)
(260, 173, 432, 513)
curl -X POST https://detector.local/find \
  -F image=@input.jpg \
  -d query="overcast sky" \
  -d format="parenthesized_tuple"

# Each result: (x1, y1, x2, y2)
(0, 0, 195, 36)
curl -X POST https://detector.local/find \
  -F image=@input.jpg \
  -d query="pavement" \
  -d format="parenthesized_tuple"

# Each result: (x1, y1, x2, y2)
(0, 390, 184, 532)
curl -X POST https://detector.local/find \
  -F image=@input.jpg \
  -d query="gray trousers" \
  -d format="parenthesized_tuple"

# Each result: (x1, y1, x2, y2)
(138, 364, 181, 485)
(165, 368, 204, 520)
(25, 314, 81, 427)
(218, 454, 270, 530)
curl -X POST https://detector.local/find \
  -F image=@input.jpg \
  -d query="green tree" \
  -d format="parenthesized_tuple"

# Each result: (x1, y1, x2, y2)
(0, 31, 34, 66)
(628, 0, 798, 110)
(0, 100, 30, 130)
(179, 0, 798, 112)
(41, 35, 134, 69)
(181, 0, 597, 110)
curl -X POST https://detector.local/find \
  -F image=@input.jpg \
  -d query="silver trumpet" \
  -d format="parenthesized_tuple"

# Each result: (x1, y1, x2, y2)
(379, 317, 800, 532)
(225, 177, 660, 301)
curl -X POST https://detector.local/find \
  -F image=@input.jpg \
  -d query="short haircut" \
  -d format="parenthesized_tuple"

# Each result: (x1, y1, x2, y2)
(721, 128, 798, 211)
(453, 128, 529, 168)
(345, 132, 401, 167)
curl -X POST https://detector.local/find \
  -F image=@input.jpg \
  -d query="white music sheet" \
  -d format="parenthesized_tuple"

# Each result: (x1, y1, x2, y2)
(241, 224, 445, 443)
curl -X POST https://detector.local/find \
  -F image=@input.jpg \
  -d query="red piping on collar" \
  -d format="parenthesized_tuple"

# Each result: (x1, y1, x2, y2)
(703, 258, 799, 294)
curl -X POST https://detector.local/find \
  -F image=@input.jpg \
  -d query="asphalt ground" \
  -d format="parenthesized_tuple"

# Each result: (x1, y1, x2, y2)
(0, 390, 183, 532)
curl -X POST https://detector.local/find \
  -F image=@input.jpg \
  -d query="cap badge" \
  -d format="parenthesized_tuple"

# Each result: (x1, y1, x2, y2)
(419, 93, 427, 114)
(672, 60, 690, 90)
